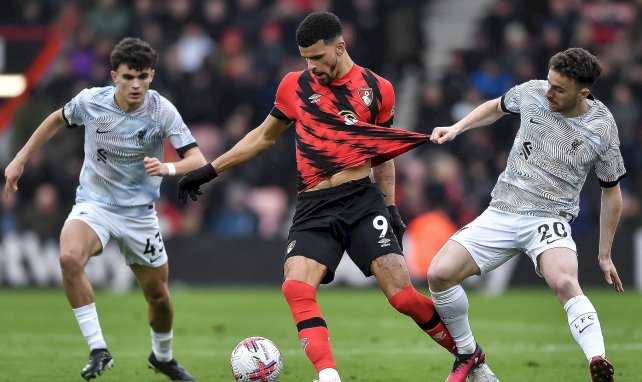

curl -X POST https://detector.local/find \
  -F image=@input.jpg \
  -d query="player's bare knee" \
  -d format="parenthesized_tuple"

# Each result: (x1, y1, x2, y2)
(59, 250, 85, 275)
(147, 292, 171, 310)
(550, 274, 581, 298)
(427, 265, 455, 291)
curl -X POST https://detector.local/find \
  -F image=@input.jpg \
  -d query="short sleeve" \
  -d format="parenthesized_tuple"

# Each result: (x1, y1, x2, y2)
(159, 96, 196, 153)
(594, 121, 627, 187)
(62, 89, 89, 128)
(270, 72, 299, 124)
(500, 81, 532, 114)
(376, 78, 395, 127)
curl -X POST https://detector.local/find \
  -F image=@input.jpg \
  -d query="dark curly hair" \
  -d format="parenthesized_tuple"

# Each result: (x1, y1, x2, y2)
(548, 48, 602, 86)
(110, 37, 157, 71)
(296, 12, 343, 48)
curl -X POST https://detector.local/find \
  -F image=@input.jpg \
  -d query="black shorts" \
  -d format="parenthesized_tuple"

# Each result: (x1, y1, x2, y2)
(285, 176, 403, 284)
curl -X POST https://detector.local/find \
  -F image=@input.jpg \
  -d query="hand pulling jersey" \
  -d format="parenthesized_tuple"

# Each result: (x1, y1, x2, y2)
(63, 87, 197, 207)
(270, 64, 430, 192)
(494, 80, 626, 219)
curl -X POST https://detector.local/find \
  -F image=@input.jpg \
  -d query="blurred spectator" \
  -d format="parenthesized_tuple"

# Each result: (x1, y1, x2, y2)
(207, 181, 258, 237)
(87, 0, 130, 39)
(469, 57, 513, 99)
(19, 183, 66, 241)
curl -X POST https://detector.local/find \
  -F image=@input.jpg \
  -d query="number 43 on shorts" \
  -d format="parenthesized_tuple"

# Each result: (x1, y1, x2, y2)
(144, 231, 165, 263)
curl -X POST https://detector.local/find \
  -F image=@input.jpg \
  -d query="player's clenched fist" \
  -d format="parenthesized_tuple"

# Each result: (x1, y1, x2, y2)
(430, 126, 457, 144)
(177, 163, 218, 203)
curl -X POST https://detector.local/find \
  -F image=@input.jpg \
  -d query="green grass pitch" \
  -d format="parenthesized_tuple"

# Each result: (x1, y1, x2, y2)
(0, 287, 639, 381)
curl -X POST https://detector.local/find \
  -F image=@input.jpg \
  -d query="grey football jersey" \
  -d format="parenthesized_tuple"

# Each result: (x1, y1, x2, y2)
(63, 87, 196, 208)
(490, 80, 626, 219)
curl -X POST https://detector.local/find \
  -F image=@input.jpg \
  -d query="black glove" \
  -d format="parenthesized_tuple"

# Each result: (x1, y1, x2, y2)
(387, 205, 406, 249)
(177, 164, 218, 204)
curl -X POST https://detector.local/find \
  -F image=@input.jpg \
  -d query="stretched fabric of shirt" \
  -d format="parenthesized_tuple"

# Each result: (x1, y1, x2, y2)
(271, 65, 430, 192)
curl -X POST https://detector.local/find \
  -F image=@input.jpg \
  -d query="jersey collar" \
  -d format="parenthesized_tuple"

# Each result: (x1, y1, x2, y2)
(328, 63, 360, 87)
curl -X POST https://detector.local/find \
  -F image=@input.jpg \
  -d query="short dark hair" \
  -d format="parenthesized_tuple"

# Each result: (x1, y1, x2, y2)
(296, 12, 343, 48)
(548, 48, 602, 86)
(110, 37, 157, 71)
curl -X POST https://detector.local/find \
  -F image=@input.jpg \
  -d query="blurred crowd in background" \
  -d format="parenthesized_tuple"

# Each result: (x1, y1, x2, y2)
(1, 0, 640, 244)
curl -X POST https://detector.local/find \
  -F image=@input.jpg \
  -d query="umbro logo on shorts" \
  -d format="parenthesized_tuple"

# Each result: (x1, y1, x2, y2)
(378, 237, 391, 247)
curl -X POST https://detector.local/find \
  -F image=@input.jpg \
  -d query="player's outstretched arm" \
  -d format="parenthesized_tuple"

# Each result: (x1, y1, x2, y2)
(177, 115, 289, 203)
(430, 97, 506, 144)
(4, 108, 67, 198)
(598, 184, 624, 292)
(144, 147, 207, 177)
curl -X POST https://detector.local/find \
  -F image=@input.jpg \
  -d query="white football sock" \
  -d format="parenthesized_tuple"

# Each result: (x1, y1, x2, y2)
(431, 285, 476, 354)
(73, 303, 107, 350)
(151, 329, 173, 362)
(318, 367, 341, 382)
(564, 295, 605, 360)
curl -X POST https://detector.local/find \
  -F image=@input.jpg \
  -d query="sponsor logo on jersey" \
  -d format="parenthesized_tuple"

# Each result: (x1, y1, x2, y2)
(308, 94, 321, 104)
(97, 148, 108, 163)
(520, 141, 533, 160)
(338, 110, 358, 125)
(357, 87, 373, 106)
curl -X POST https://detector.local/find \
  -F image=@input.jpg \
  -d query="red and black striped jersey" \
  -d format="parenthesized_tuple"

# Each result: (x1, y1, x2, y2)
(270, 64, 430, 192)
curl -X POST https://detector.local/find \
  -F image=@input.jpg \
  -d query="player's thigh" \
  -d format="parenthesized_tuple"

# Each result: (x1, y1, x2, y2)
(428, 240, 481, 287)
(115, 214, 168, 267)
(538, 247, 582, 301)
(61, 208, 106, 264)
(284, 229, 343, 286)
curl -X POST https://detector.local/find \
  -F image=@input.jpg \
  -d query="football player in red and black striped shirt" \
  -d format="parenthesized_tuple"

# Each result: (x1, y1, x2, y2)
(178, 12, 456, 382)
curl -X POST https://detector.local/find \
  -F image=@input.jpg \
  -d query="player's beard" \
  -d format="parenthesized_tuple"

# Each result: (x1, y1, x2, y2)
(316, 57, 339, 86)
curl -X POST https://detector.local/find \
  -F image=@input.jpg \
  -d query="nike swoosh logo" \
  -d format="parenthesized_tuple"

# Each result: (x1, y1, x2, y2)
(546, 237, 565, 244)
(579, 323, 594, 333)
(529, 117, 543, 125)
(150, 256, 162, 263)
(96, 129, 111, 134)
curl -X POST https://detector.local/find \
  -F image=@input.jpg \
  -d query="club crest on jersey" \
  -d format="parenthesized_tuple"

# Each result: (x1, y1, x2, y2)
(136, 129, 147, 146)
(338, 110, 359, 125)
(357, 87, 373, 106)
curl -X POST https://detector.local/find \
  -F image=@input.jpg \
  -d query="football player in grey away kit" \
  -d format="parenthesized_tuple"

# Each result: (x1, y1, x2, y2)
(427, 47, 625, 382)
(4, 38, 205, 381)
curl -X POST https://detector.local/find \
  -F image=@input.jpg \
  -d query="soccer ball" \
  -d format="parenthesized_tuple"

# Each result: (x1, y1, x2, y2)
(230, 336, 283, 382)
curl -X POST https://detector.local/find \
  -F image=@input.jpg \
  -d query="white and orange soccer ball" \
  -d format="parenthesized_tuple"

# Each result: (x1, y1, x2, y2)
(230, 336, 283, 382)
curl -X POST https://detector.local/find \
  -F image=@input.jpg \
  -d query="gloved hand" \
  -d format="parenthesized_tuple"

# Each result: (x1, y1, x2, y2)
(177, 164, 218, 204)
(387, 205, 406, 249)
